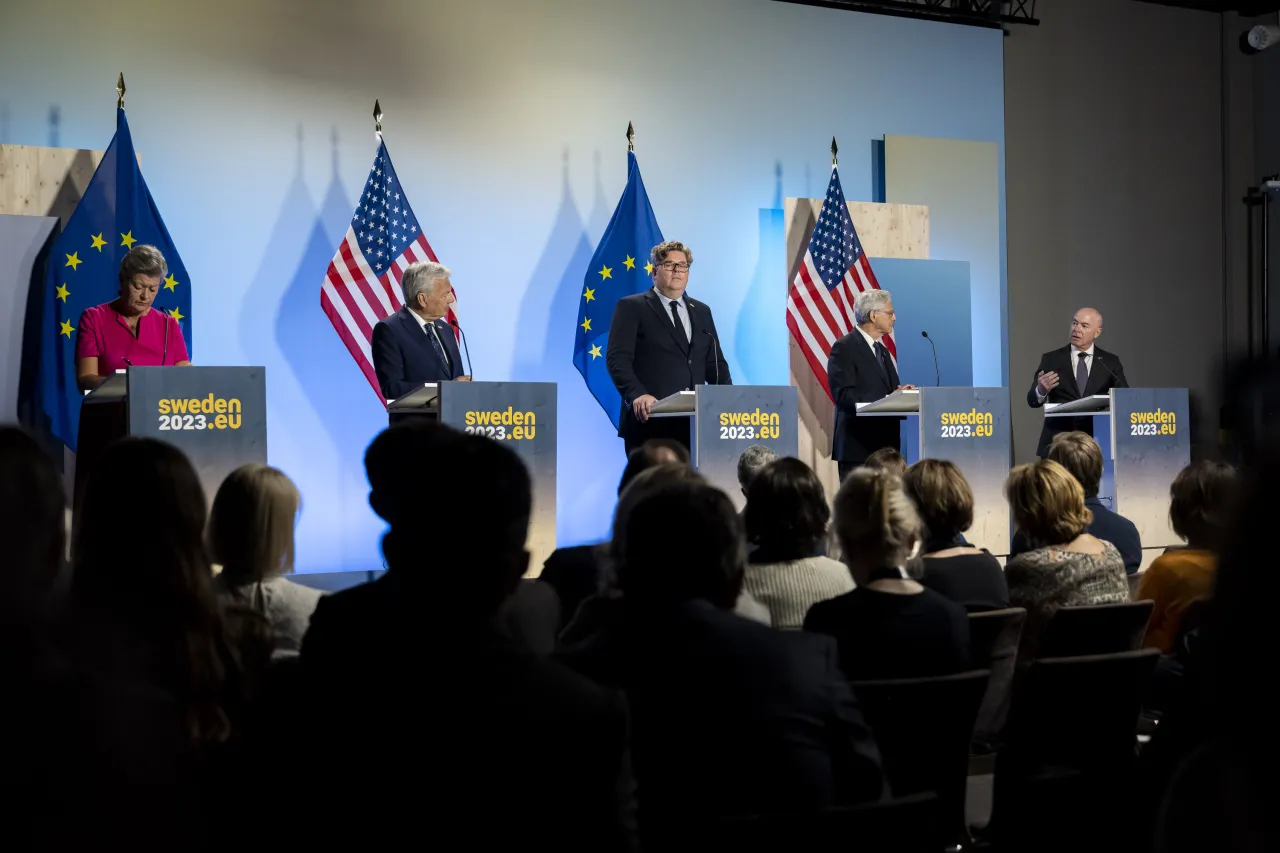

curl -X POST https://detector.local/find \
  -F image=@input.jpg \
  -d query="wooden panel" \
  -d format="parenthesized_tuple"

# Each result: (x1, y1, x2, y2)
(0, 144, 107, 228)
(785, 198, 929, 499)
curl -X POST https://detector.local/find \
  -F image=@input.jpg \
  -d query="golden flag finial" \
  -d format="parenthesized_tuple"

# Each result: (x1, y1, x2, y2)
(116, 72, 126, 109)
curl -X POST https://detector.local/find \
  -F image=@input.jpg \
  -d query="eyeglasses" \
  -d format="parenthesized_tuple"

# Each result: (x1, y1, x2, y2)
(660, 261, 691, 273)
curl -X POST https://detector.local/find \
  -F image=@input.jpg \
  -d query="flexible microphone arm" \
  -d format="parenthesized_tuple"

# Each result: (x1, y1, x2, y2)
(449, 318, 474, 379)
(921, 330, 940, 387)
(704, 329, 721, 385)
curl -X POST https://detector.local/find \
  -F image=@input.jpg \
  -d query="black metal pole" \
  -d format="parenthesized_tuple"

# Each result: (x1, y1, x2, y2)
(1246, 191, 1256, 357)
(1263, 192, 1271, 355)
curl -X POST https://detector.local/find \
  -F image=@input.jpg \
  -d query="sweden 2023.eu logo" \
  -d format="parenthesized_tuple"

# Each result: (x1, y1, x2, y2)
(157, 394, 242, 431)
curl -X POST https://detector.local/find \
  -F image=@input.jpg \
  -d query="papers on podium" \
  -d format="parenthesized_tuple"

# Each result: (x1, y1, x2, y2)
(83, 369, 127, 404)
(648, 390, 696, 418)
(1044, 394, 1110, 417)
(386, 383, 440, 414)
(855, 388, 920, 416)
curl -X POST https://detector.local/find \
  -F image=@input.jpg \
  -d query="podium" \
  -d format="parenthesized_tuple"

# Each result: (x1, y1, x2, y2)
(388, 380, 557, 570)
(1045, 388, 1189, 548)
(858, 387, 1011, 555)
(651, 385, 799, 509)
(82, 366, 267, 502)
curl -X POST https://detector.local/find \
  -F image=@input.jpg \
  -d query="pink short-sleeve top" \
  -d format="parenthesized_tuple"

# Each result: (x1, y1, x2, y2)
(75, 302, 190, 375)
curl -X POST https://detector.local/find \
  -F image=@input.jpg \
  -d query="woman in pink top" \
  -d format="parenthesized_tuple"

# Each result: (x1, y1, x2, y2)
(75, 244, 191, 391)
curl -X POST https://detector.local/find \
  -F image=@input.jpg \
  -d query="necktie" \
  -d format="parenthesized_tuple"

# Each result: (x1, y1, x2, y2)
(426, 322, 452, 371)
(875, 341, 892, 383)
(1076, 351, 1089, 396)
(669, 300, 689, 350)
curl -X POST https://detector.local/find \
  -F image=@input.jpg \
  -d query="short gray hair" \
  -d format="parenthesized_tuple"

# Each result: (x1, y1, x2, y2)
(853, 288, 892, 325)
(118, 245, 167, 287)
(737, 444, 779, 490)
(401, 261, 450, 307)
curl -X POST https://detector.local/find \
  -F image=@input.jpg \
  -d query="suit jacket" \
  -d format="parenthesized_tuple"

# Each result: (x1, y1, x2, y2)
(1027, 345, 1128, 457)
(558, 598, 885, 838)
(605, 290, 731, 439)
(294, 572, 637, 851)
(1009, 496, 1144, 574)
(371, 306, 465, 401)
(828, 331, 902, 464)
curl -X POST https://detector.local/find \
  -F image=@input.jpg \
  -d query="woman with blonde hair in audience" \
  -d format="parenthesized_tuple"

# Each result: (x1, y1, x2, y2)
(804, 467, 970, 680)
(1136, 460, 1236, 654)
(1004, 459, 1128, 659)
(743, 457, 852, 629)
(904, 459, 1008, 611)
(209, 463, 322, 656)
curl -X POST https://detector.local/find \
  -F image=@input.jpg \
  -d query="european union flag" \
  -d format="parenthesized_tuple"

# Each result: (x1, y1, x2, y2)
(32, 108, 192, 450)
(573, 152, 663, 428)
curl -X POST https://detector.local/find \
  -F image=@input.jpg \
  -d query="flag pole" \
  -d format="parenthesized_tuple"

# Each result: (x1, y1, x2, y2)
(373, 98, 383, 141)
(831, 136, 838, 167)
(116, 72, 125, 109)
(626, 121, 634, 153)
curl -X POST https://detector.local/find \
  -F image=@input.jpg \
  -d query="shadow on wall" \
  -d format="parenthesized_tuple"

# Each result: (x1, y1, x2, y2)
(734, 162, 788, 386)
(245, 128, 385, 574)
(511, 149, 624, 549)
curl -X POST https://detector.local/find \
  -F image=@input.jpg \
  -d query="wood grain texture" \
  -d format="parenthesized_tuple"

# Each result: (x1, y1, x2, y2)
(785, 198, 929, 499)
(0, 144, 107, 227)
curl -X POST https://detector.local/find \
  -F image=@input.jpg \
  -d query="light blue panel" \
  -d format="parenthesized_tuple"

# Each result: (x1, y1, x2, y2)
(869, 258, 973, 462)
(0, 0, 1004, 568)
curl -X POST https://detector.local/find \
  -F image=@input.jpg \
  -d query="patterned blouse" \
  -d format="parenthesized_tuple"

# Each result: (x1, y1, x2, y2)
(1005, 540, 1129, 659)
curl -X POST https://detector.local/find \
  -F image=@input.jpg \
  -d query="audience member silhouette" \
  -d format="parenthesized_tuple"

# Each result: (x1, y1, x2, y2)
(742, 457, 851, 628)
(1009, 431, 1143, 573)
(0, 427, 65, 617)
(564, 471, 884, 843)
(862, 446, 908, 479)
(539, 438, 691, 628)
(1004, 459, 1128, 660)
(297, 421, 637, 851)
(904, 459, 1008, 611)
(61, 437, 271, 849)
(805, 467, 971, 679)
(209, 463, 322, 657)
(1136, 461, 1236, 653)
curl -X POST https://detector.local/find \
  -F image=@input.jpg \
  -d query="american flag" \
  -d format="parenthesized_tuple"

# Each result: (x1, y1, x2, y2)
(321, 139, 457, 404)
(786, 166, 894, 399)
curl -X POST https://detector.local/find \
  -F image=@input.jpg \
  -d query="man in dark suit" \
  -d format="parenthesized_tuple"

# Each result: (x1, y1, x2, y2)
(370, 261, 468, 401)
(1027, 307, 1128, 458)
(559, 474, 884, 844)
(828, 288, 915, 481)
(295, 422, 637, 851)
(1009, 430, 1143, 573)
(606, 240, 731, 456)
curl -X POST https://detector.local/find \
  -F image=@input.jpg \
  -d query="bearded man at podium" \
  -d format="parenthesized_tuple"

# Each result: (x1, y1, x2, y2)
(1027, 307, 1129, 458)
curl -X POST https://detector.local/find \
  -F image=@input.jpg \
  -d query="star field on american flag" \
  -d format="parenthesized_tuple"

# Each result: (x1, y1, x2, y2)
(321, 139, 456, 405)
(351, 151, 420, 272)
(786, 165, 894, 398)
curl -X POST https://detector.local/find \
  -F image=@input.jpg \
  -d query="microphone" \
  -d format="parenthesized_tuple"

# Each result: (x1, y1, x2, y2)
(123, 357, 134, 367)
(920, 330, 941, 387)
(1092, 354, 1121, 386)
(703, 328, 721, 385)
(449, 316, 473, 379)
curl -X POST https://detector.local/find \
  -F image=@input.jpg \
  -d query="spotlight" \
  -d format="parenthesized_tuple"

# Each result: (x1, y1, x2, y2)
(1246, 24, 1280, 53)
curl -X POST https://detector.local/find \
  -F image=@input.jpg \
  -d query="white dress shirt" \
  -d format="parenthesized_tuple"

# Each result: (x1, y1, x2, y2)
(654, 287, 692, 341)
(409, 309, 452, 369)
(1038, 343, 1094, 402)
(856, 325, 882, 356)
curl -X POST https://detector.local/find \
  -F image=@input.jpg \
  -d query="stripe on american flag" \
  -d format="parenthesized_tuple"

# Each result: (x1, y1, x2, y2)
(321, 141, 457, 405)
(786, 166, 894, 399)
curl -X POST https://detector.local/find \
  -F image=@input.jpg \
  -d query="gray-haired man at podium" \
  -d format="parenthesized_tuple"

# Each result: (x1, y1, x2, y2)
(1027, 307, 1128, 458)
(828, 289, 916, 482)
(606, 240, 732, 457)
